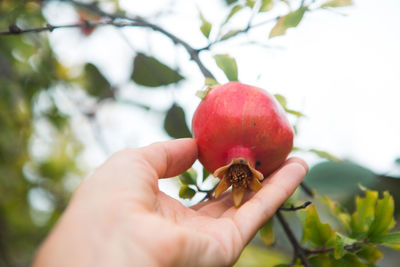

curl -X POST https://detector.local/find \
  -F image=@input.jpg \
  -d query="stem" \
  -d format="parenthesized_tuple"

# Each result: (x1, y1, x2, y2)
(276, 210, 311, 267)
(279, 201, 312, 211)
(196, 184, 217, 202)
(304, 243, 363, 256)
(197, 16, 280, 51)
(300, 182, 314, 197)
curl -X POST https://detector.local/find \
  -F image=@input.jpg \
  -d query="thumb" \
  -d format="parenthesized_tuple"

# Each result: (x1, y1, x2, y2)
(137, 138, 198, 178)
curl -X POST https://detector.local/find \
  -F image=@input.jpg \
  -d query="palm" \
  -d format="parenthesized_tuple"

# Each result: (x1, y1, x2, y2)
(76, 138, 306, 267)
(140, 153, 306, 267)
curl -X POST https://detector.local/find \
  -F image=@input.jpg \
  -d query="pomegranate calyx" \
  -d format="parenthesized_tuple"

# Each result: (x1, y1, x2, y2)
(213, 158, 264, 207)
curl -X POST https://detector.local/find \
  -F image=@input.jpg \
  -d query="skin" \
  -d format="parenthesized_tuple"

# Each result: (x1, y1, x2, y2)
(33, 138, 307, 267)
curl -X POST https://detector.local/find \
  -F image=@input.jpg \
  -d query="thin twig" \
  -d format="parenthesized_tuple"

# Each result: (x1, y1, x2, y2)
(276, 210, 311, 267)
(279, 201, 312, 211)
(196, 184, 217, 202)
(304, 243, 363, 256)
(300, 182, 314, 197)
(54, 0, 215, 79)
(197, 16, 279, 52)
(0, 22, 111, 35)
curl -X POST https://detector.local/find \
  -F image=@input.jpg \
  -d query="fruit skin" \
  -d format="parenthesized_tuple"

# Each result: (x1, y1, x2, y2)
(192, 81, 293, 185)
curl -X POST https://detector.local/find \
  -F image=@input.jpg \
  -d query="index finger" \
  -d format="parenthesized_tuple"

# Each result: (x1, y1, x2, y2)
(228, 158, 308, 244)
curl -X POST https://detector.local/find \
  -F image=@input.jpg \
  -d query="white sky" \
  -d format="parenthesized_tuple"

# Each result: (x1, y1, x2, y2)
(44, 0, 400, 188)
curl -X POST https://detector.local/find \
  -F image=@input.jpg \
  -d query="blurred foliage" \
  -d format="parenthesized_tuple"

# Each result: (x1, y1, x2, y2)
(1, 0, 399, 267)
(235, 245, 290, 267)
(131, 53, 184, 87)
(0, 2, 69, 266)
(260, 219, 275, 246)
(269, 6, 307, 38)
(164, 104, 192, 139)
(214, 54, 239, 81)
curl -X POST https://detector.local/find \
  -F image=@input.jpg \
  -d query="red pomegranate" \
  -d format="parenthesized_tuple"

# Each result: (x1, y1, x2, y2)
(192, 82, 293, 206)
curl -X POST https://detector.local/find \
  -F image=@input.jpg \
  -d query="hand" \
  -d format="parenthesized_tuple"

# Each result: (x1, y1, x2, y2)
(33, 138, 307, 267)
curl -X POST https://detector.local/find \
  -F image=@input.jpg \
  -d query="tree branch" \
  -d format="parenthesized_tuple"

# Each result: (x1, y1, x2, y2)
(51, 0, 216, 79)
(276, 210, 311, 267)
(279, 201, 312, 211)
(0, 21, 125, 35)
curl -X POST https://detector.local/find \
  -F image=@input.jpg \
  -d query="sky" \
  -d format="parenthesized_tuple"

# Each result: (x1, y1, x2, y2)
(43, 0, 400, 199)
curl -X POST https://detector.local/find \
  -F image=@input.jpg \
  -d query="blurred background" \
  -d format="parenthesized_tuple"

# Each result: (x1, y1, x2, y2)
(1, 0, 400, 266)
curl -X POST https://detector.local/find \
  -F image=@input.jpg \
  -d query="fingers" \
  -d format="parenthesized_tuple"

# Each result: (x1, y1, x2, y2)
(137, 138, 198, 178)
(228, 157, 308, 244)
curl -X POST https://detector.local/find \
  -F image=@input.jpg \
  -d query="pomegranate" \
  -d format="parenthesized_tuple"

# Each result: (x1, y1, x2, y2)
(192, 82, 293, 207)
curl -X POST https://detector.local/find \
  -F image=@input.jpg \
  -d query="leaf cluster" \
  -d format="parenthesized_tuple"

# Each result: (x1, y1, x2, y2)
(256, 188, 400, 266)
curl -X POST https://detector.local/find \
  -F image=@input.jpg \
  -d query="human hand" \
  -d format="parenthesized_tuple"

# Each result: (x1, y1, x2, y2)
(33, 138, 307, 267)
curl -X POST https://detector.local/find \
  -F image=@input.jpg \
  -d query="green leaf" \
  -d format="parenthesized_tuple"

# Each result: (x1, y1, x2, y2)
(321, 0, 353, 8)
(196, 86, 215, 100)
(370, 232, 400, 245)
(304, 161, 378, 197)
(302, 205, 336, 247)
(223, 4, 244, 25)
(274, 94, 287, 107)
(200, 12, 212, 38)
(131, 53, 184, 87)
(275, 264, 303, 267)
(293, 124, 298, 135)
(334, 254, 369, 267)
(245, 0, 256, 8)
(214, 54, 238, 81)
(334, 233, 357, 259)
(84, 63, 112, 98)
(225, 0, 239, 5)
(45, 106, 69, 130)
(260, 219, 274, 246)
(163, 104, 192, 139)
(350, 190, 378, 238)
(368, 191, 395, 238)
(311, 253, 369, 267)
(205, 77, 219, 86)
(269, 7, 307, 38)
(284, 108, 305, 117)
(179, 168, 197, 185)
(260, 0, 274, 12)
(220, 29, 242, 41)
(273, 94, 305, 117)
(179, 185, 196, 199)
(196, 90, 208, 100)
(321, 195, 351, 233)
(309, 149, 340, 162)
(308, 254, 333, 267)
(202, 167, 210, 182)
(357, 245, 383, 264)
(236, 245, 290, 267)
